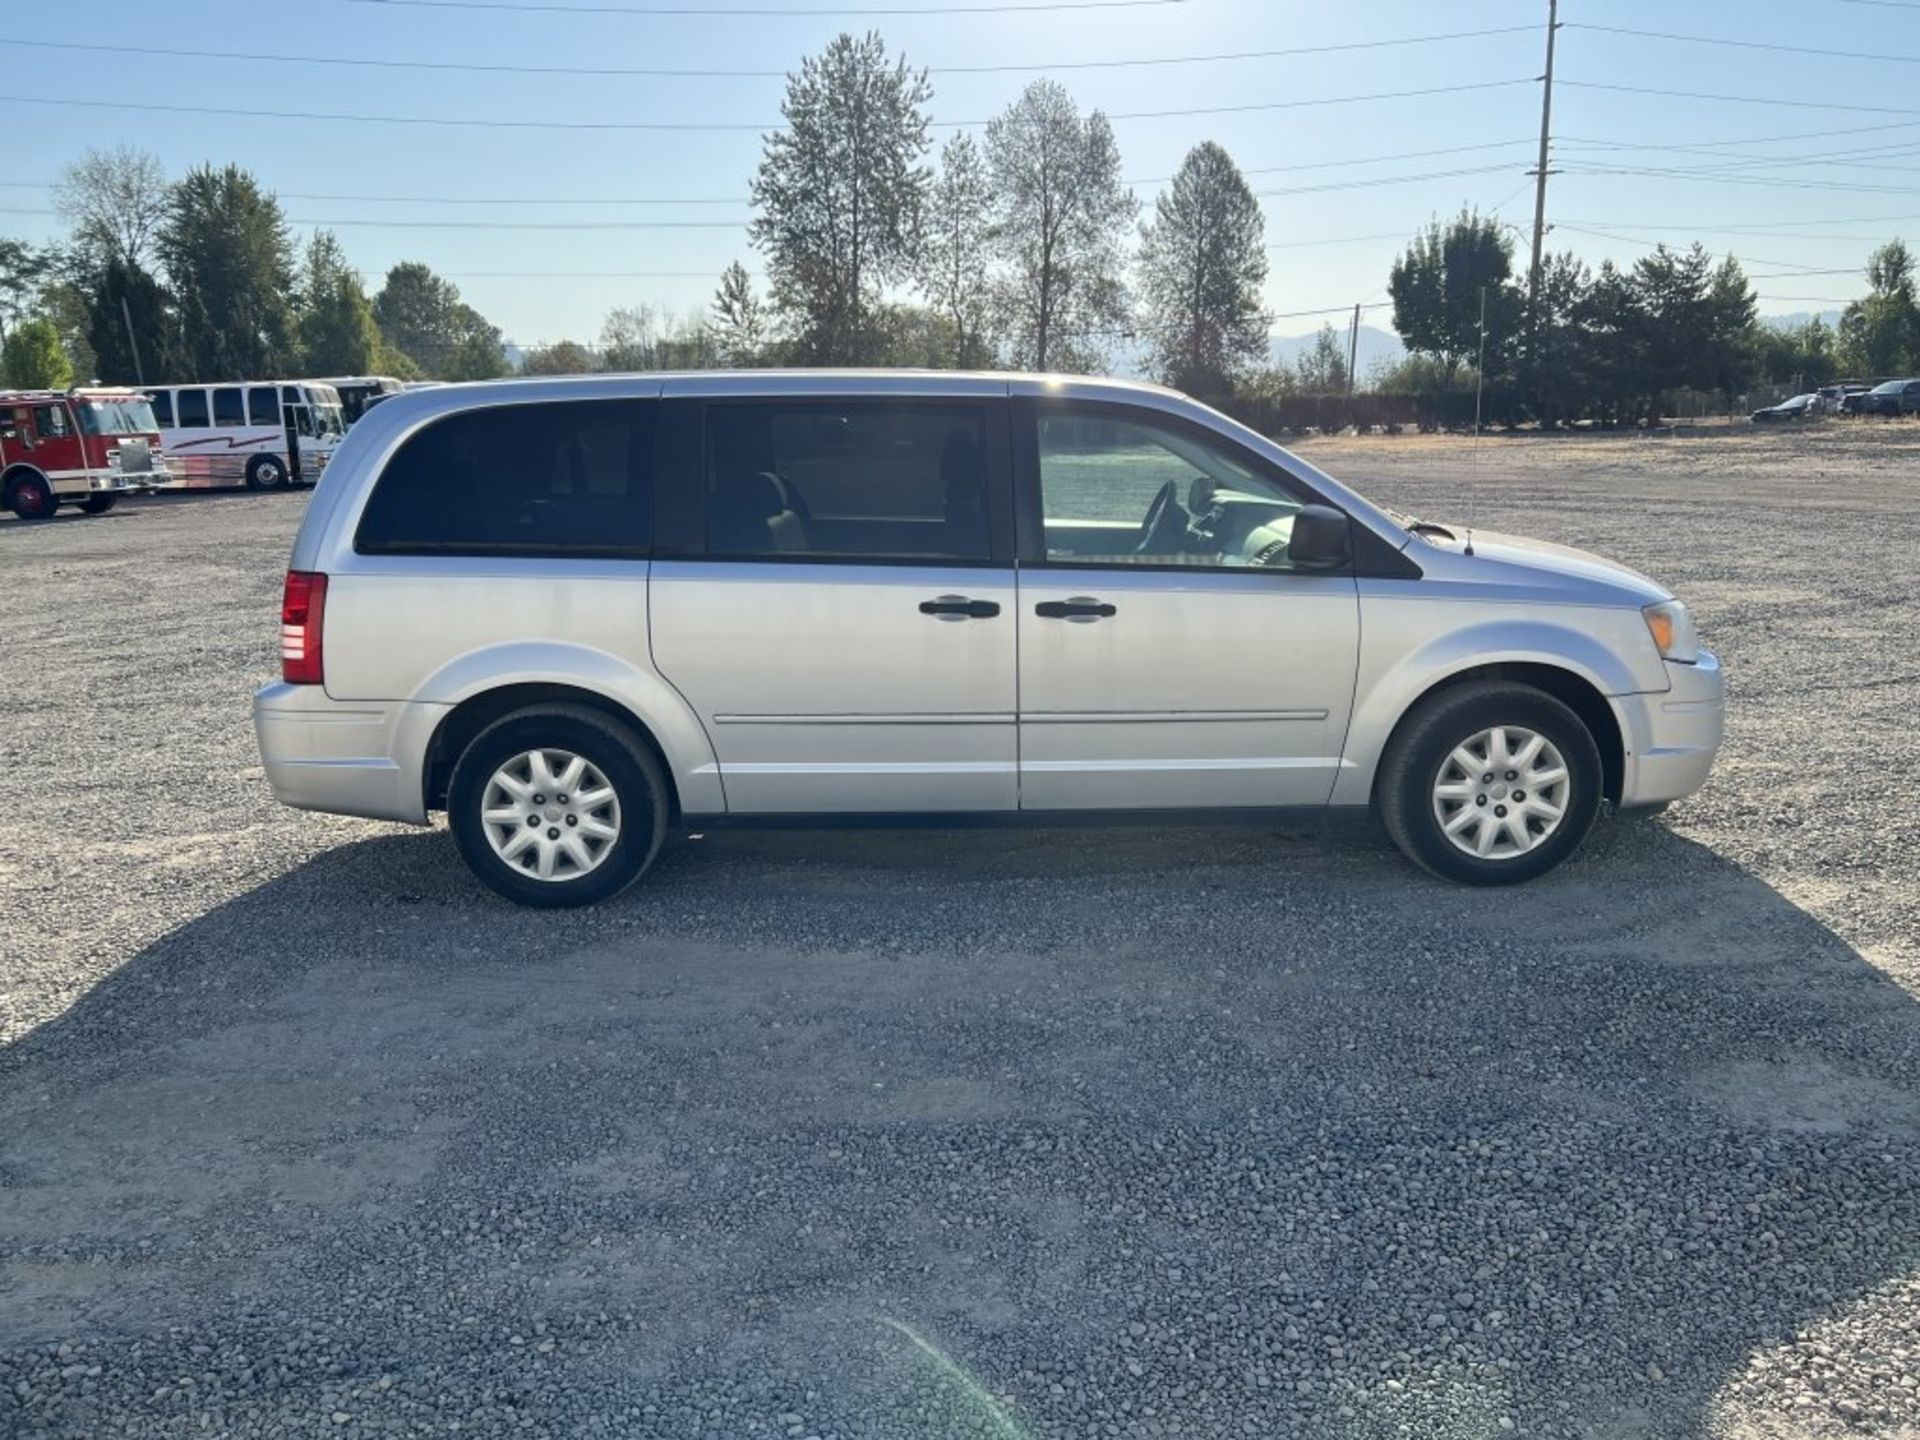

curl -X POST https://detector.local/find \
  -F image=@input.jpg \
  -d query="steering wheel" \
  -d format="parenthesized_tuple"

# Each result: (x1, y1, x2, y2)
(1135, 479, 1188, 555)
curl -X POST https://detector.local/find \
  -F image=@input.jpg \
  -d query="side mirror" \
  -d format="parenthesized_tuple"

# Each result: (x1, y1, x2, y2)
(1287, 504, 1351, 569)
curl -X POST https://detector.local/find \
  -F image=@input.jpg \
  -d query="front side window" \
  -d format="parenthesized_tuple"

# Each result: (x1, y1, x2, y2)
(248, 386, 282, 428)
(212, 387, 246, 427)
(176, 390, 210, 427)
(356, 399, 653, 556)
(705, 402, 991, 561)
(1034, 408, 1307, 569)
(32, 405, 71, 439)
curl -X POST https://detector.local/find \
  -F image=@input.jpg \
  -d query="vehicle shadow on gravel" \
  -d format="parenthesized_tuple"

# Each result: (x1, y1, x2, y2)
(4, 817, 1919, 1438)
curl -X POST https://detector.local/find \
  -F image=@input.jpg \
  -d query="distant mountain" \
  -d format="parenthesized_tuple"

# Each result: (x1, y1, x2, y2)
(1269, 324, 1404, 377)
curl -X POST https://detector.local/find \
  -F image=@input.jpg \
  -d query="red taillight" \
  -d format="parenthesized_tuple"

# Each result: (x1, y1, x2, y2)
(281, 570, 328, 685)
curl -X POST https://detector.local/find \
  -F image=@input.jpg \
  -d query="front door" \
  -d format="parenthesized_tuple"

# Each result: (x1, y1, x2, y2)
(1015, 399, 1361, 811)
(650, 395, 1018, 814)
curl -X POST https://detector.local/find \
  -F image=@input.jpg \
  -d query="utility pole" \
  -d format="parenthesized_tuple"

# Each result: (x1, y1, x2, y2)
(119, 294, 146, 387)
(1527, 0, 1560, 318)
(1346, 302, 1361, 397)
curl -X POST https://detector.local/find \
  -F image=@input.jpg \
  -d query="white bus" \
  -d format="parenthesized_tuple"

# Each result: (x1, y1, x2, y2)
(145, 380, 345, 489)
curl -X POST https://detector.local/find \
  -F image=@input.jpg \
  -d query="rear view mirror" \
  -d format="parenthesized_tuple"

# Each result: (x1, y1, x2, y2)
(1287, 504, 1350, 568)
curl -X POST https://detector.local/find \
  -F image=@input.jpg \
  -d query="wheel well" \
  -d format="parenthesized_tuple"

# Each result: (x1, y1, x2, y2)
(422, 682, 682, 822)
(1382, 662, 1625, 805)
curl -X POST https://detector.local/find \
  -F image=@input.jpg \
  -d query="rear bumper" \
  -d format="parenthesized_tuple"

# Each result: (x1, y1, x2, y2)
(1612, 650, 1725, 810)
(253, 682, 447, 824)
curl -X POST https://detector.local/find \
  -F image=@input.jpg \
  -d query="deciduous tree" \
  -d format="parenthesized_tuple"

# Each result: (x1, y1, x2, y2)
(915, 133, 997, 368)
(53, 147, 168, 271)
(1388, 210, 1518, 380)
(750, 31, 932, 364)
(1, 317, 72, 389)
(987, 80, 1136, 371)
(373, 262, 506, 379)
(1137, 141, 1268, 393)
(711, 261, 769, 366)
(1838, 239, 1919, 377)
(522, 339, 597, 375)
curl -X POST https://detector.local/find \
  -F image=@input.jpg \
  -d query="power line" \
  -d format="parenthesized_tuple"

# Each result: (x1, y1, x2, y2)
(1565, 210, 1920, 232)
(0, 26, 1536, 80)
(0, 138, 1541, 207)
(1560, 79, 1920, 117)
(0, 77, 1536, 134)
(1562, 162, 1920, 196)
(1568, 22, 1920, 65)
(1560, 120, 1920, 157)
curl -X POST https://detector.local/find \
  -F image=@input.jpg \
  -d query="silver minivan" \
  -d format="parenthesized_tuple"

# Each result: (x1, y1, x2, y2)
(254, 372, 1724, 907)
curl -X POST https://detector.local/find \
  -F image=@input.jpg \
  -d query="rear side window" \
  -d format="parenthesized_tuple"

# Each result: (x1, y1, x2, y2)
(175, 389, 209, 427)
(704, 401, 991, 561)
(212, 387, 245, 426)
(148, 391, 174, 427)
(248, 386, 282, 427)
(356, 399, 654, 557)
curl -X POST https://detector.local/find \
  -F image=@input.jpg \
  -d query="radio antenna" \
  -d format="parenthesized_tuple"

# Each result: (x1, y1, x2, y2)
(1467, 284, 1487, 556)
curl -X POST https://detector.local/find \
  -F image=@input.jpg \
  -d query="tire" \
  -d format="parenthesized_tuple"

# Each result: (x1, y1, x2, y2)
(245, 454, 289, 491)
(1375, 680, 1604, 886)
(447, 704, 669, 908)
(80, 494, 117, 515)
(5, 470, 55, 520)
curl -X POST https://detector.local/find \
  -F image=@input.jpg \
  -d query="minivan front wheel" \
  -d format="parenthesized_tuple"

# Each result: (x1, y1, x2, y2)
(447, 705, 667, 907)
(1377, 681, 1603, 885)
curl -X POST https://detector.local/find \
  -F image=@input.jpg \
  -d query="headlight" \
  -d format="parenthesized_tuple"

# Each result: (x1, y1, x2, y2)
(1643, 600, 1699, 664)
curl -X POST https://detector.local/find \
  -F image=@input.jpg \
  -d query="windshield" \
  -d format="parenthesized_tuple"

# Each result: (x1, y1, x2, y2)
(1871, 381, 1905, 394)
(304, 387, 346, 436)
(77, 398, 159, 436)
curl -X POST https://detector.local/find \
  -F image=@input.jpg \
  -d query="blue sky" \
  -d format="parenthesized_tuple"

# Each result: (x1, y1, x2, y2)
(3, 0, 1914, 351)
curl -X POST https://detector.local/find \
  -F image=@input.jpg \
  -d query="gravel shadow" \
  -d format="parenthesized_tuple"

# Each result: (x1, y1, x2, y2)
(4, 816, 1918, 1438)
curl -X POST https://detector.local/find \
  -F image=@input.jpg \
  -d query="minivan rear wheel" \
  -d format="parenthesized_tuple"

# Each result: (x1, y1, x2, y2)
(1376, 681, 1603, 885)
(447, 705, 668, 908)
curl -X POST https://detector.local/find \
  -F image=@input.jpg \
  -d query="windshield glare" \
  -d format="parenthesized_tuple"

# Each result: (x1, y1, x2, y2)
(78, 399, 159, 436)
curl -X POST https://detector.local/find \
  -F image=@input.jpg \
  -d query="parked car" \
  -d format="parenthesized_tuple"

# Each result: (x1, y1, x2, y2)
(1751, 393, 1821, 423)
(2, 387, 171, 519)
(254, 372, 1725, 905)
(1819, 382, 1871, 413)
(1844, 378, 1920, 416)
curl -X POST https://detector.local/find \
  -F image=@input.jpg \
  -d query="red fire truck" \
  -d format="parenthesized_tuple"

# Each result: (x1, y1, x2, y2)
(1, 387, 172, 520)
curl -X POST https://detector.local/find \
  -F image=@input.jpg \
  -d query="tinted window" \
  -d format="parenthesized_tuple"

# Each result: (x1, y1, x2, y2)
(1034, 407, 1307, 569)
(212, 387, 245, 426)
(148, 391, 174, 427)
(705, 402, 990, 561)
(175, 389, 209, 427)
(356, 399, 653, 556)
(248, 386, 282, 427)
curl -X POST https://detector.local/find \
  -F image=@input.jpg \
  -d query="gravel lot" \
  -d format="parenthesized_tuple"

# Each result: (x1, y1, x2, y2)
(3, 423, 1919, 1439)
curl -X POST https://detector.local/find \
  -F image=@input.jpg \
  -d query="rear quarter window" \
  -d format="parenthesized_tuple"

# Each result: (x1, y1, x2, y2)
(355, 399, 655, 557)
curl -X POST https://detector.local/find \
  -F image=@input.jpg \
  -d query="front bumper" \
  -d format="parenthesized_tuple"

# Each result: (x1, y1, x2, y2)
(253, 682, 447, 824)
(1611, 649, 1725, 810)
